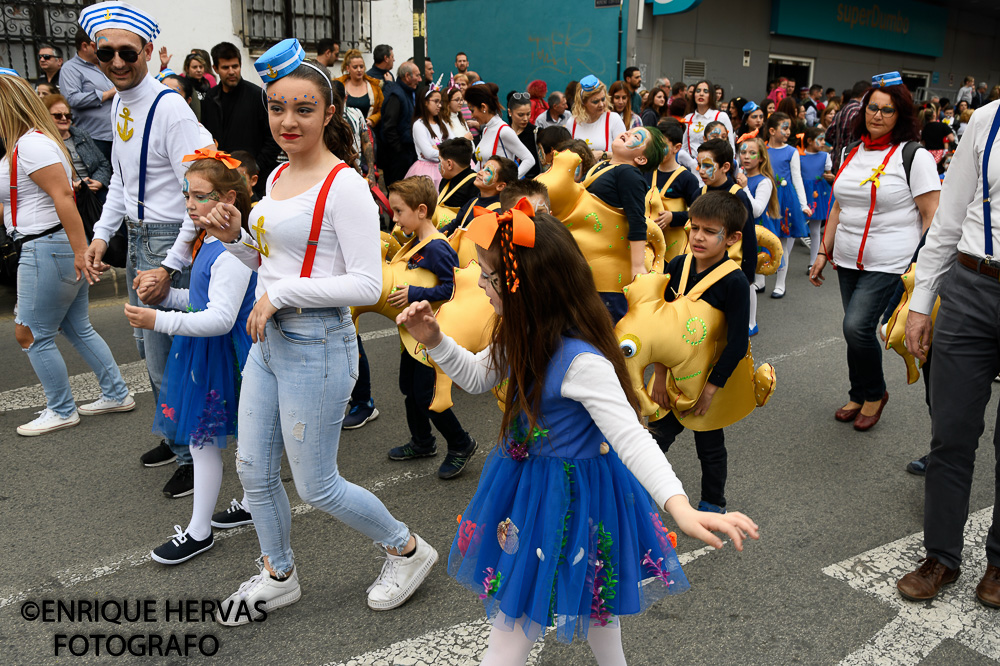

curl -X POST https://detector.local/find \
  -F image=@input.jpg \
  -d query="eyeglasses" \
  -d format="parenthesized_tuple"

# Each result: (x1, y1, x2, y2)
(95, 48, 140, 63)
(511, 92, 529, 100)
(50, 112, 72, 120)
(866, 103, 896, 117)
(38, 54, 57, 61)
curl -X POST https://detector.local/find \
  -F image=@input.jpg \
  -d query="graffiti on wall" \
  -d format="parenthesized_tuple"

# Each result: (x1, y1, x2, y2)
(526, 23, 608, 82)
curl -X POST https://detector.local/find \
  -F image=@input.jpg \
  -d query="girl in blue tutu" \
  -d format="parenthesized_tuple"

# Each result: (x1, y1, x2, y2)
(799, 127, 834, 271)
(737, 136, 780, 333)
(396, 203, 759, 665)
(765, 112, 813, 298)
(125, 151, 256, 565)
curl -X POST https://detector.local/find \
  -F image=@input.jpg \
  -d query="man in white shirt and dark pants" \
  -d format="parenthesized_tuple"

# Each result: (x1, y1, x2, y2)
(897, 100, 1000, 609)
(80, 2, 204, 498)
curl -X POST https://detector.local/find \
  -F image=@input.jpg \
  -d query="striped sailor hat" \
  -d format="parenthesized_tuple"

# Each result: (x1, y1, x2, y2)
(80, 2, 160, 42)
(0, 67, 20, 77)
(155, 69, 177, 81)
(254, 38, 306, 83)
(872, 71, 903, 88)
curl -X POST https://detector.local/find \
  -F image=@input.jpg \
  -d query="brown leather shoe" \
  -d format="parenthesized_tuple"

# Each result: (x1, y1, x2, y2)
(976, 564, 1000, 609)
(854, 391, 889, 432)
(835, 405, 861, 422)
(897, 557, 960, 601)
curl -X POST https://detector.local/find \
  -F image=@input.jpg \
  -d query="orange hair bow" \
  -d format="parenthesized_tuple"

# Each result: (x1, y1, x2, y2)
(181, 148, 242, 169)
(736, 128, 758, 145)
(465, 197, 536, 292)
(795, 133, 806, 156)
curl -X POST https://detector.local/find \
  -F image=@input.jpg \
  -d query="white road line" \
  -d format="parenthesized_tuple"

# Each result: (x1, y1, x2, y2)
(0, 326, 398, 414)
(758, 336, 842, 366)
(824, 506, 999, 664)
(328, 542, 719, 666)
(0, 469, 433, 610)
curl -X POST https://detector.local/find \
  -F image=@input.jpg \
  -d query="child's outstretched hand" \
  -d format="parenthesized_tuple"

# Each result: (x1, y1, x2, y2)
(665, 496, 760, 551)
(396, 301, 442, 348)
(124, 304, 156, 330)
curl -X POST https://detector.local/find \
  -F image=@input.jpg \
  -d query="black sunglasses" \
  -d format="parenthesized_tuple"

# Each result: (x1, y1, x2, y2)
(95, 48, 140, 64)
(50, 112, 72, 120)
(38, 54, 58, 61)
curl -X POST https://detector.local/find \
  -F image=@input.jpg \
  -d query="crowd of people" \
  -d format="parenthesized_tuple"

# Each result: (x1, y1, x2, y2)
(1, 1, 998, 662)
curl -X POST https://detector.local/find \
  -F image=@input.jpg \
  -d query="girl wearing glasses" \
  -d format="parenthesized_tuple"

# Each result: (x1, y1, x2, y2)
(406, 85, 450, 187)
(569, 75, 627, 161)
(810, 74, 940, 433)
(682, 79, 735, 160)
(0, 74, 132, 436)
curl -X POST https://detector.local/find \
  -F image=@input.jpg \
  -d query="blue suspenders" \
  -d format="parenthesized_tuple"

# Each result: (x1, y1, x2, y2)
(114, 88, 176, 222)
(982, 106, 1000, 258)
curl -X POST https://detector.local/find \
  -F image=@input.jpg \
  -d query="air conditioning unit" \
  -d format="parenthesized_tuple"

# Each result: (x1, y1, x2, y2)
(683, 59, 707, 84)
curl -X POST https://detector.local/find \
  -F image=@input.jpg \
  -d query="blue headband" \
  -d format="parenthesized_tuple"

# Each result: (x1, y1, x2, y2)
(156, 69, 177, 81)
(742, 101, 759, 114)
(580, 75, 601, 92)
(872, 71, 903, 88)
(255, 38, 306, 82)
(0, 67, 20, 77)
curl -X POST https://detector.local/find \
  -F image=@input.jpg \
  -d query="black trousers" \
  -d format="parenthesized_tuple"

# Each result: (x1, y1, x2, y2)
(649, 412, 727, 508)
(399, 351, 470, 453)
(925, 264, 1000, 570)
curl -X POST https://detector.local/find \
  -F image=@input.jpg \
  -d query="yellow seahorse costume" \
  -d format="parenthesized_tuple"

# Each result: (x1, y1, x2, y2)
(884, 263, 940, 384)
(537, 150, 667, 288)
(615, 257, 776, 431)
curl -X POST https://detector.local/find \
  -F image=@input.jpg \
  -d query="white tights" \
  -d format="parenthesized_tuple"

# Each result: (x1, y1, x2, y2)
(749, 287, 758, 330)
(186, 444, 224, 541)
(808, 220, 823, 266)
(773, 237, 796, 294)
(481, 617, 626, 666)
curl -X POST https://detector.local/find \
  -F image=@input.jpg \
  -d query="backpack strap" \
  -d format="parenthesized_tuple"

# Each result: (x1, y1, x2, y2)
(658, 166, 686, 197)
(684, 259, 740, 301)
(581, 161, 620, 188)
(900, 140, 921, 187)
(137, 89, 175, 223)
(300, 162, 350, 278)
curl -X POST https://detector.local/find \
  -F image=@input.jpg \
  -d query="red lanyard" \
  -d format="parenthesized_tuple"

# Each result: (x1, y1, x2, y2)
(833, 143, 899, 270)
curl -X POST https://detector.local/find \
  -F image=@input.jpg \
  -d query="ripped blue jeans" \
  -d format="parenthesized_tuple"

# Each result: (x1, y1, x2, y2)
(236, 307, 410, 575)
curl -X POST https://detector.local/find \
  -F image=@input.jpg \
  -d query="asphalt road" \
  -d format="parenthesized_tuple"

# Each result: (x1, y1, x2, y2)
(1, 242, 997, 665)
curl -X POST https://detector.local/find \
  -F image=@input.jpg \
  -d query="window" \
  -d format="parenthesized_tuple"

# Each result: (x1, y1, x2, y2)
(240, 0, 371, 53)
(767, 54, 814, 89)
(0, 0, 86, 80)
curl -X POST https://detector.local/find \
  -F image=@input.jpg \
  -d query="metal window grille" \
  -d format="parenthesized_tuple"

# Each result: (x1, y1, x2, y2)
(241, 0, 371, 54)
(0, 0, 87, 80)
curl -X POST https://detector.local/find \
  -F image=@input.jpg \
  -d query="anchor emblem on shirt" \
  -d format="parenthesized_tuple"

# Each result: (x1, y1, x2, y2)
(244, 216, 269, 257)
(693, 121, 705, 133)
(117, 107, 134, 141)
(266, 65, 278, 79)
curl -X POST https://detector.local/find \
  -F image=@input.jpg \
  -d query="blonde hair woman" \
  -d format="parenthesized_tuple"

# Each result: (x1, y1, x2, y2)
(335, 49, 384, 128)
(569, 75, 626, 161)
(0, 74, 132, 436)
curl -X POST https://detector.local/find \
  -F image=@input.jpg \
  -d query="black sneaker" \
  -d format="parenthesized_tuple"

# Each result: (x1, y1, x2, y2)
(212, 499, 254, 529)
(162, 464, 194, 498)
(343, 400, 379, 430)
(438, 438, 478, 479)
(141, 440, 177, 467)
(150, 525, 214, 564)
(906, 455, 928, 476)
(388, 439, 437, 461)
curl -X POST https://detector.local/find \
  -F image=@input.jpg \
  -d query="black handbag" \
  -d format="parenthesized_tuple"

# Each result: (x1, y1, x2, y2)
(0, 224, 18, 285)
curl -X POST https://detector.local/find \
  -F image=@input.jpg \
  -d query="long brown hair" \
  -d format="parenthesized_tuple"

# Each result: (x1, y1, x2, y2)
(608, 80, 635, 128)
(415, 88, 449, 140)
(479, 213, 641, 443)
(744, 136, 780, 218)
(0, 74, 73, 175)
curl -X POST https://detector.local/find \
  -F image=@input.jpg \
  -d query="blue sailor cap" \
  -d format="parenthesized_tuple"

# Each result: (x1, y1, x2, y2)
(742, 100, 759, 114)
(155, 68, 177, 81)
(872, 71, 903, 88)
(80, 2, 160, 42)
(255, 38, 306, 83)
(0, 67, 20, 77)
(580, 74, 601, 92)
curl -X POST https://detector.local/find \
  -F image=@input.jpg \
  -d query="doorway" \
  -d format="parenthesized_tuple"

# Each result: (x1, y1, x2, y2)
(767, 54, 814, 96)
(901, 71, 930, 94)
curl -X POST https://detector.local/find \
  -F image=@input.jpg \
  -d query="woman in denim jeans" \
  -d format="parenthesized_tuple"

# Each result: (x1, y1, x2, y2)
(201, 43, 438, 625)
(0, 74, 132, 436)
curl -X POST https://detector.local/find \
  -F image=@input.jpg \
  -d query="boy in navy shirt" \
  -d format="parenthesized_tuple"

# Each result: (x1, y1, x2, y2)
(441, 155, 517, 235)
(648, 120, 702, 231)
(385, 177, 477, 479)
(697, 138, 756, 285)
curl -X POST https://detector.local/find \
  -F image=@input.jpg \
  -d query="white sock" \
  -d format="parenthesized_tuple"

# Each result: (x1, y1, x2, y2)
(186, 443, 223, 541)
(481, 622, 535, 666)
(749, 287, 758, 329)
(754, 273, 765, 289)
(808, 220, 823, 265)
(774, 237, 796, 294)
(587, 619, 627, 666)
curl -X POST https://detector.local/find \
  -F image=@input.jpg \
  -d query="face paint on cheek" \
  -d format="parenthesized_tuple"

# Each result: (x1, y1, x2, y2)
(625, 128, 648, 149)
(182, 178, 190, 197)
(780, 122, 790, 132)
(699, 161, 717, 180)
(482, 165, 497, 186)
(716, 228, 726, 243)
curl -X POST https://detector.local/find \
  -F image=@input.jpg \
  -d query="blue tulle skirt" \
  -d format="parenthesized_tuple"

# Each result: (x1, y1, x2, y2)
(764, 182, 809, 238)
(449, 446, 689, 644)
(152, 332, 250, 449)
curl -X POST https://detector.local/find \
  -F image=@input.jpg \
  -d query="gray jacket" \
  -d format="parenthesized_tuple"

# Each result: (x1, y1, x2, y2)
(67, 126, 111, 187)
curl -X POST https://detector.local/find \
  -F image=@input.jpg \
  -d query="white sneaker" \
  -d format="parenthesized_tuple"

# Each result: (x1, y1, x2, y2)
(217, 562, 301, 626)
(78, 394, 136, 416)
(366, 533, 438, 611)
(17, 409, 80, 436)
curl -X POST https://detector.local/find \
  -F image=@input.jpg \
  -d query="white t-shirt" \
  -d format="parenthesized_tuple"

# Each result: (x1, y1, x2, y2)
(682, 109, 735, 158)
(0, 131, 72, 236)
(569, 111, 627, 154)
(223, 163, 381, 310)
(832, 143, 940, 273)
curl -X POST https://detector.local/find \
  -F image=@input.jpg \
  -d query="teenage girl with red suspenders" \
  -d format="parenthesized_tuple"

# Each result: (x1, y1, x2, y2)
(466, 84, 536, 179)
(201, 39, 438, 625)
(683, 79, 736, 161)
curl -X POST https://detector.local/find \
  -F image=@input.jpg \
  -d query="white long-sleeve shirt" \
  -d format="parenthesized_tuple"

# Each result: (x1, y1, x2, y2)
(913, 101, 1000, 314)
(413, 120, 443, 163)
(682, 109, 736, 159)
(93, 75, 203, 272)
(223, 163, 381, 310)
(474, 115, 536, 178)
(428, 334, 687, 511)
(153, 237, 253, 337)
(743, 175, 774, 218)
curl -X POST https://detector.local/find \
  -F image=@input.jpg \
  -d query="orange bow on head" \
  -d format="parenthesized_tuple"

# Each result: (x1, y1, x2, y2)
(181, 148, 242, 169)
(465, 197, 536, 292)
(736, 128, 758, 145)
(795, 133, 806, 156)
